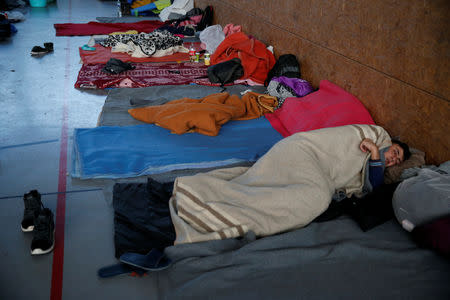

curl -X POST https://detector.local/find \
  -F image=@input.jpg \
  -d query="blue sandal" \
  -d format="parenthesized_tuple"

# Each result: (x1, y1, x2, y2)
(81, 44, 96, 51)
(119, 248, 172, 271)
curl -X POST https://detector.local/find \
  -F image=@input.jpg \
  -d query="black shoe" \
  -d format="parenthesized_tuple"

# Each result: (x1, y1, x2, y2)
(21, 190, 43, 232)
(30, 42, 53, 56)
(31, 208, 55, 255)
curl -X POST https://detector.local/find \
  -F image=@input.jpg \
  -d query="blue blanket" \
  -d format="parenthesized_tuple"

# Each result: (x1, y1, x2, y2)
(72, 117, 283, 179)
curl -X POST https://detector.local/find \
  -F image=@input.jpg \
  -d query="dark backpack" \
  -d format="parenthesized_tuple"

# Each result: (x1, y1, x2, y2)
(197, 5, 213, 31)
(207, 58, 244, 87)
(264, 54, 301, 86)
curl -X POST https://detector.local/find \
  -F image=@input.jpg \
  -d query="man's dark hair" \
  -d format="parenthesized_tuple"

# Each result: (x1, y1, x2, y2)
(391, 139, 411, 161)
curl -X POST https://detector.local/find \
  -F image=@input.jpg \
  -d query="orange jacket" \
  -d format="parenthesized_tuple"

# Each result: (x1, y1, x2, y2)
(128, 92, 278, 136)
(210, 32, 276, 84)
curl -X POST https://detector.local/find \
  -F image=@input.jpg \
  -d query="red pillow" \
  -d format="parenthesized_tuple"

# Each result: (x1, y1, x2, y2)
(266, 80, 375, 137)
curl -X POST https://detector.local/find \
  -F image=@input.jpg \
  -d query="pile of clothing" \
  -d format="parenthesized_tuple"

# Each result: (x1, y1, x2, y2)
(100, 30, 184, 57)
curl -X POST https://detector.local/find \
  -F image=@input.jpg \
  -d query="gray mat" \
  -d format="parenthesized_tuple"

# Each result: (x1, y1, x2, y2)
(157, 218, 450, 299)
(98, 84, 267, 126)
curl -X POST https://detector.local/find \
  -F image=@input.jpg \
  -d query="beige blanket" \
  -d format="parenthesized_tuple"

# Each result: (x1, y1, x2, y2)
(169, 124, 392, 244)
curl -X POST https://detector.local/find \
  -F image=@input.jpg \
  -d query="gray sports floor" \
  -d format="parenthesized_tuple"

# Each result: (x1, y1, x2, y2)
(0, 1, 160, 299)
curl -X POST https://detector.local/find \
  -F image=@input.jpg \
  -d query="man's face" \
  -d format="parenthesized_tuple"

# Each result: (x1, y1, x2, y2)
(384, 144, 404, 167)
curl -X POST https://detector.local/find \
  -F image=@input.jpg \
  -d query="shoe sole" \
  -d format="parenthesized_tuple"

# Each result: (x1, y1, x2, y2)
(30, 52, 47, 56)
(31, 230, 55, 256)
(21, 225, 34, 232)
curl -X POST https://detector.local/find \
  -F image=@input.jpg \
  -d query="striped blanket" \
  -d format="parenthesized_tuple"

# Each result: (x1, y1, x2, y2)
(169, 124, 392, 244)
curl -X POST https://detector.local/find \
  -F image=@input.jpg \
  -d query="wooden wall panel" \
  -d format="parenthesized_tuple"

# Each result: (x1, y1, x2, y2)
(196, 0, 450, 164)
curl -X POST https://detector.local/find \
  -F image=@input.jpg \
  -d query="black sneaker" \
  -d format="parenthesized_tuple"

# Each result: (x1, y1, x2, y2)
(21, 190, 43, 232)
(31, 208, 55, 255)
(30, 42, 53, 56)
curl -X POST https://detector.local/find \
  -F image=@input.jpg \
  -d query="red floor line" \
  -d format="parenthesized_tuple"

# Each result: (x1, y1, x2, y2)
(51, 2, 71, 299)
(50, 117, 67, 300)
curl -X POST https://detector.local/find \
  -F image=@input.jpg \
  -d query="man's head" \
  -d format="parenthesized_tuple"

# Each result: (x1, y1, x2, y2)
(384, 139, 411, 167)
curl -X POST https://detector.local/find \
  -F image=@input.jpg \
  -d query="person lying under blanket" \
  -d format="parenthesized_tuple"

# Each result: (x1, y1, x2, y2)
(360, 137, 411, 188)
(168, 124, 411, 244)
(331, 136, 411, 201)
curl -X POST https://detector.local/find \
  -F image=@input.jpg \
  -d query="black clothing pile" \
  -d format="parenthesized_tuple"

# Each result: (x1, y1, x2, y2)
(314, 183, 400, 231)
(102, 58, 135, 75)
(113, 178, 175, 258)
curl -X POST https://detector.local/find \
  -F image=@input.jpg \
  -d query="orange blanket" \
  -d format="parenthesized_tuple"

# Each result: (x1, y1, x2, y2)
(128, 92, 278, 136)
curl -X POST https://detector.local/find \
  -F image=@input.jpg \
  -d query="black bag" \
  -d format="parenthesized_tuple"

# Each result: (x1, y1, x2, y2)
(0, 14, 11, 40)
(264, 54, 301, 86)
(197, 5, 214, 31)
(207, 58, 244, 87)
(102, 58, 135, 75)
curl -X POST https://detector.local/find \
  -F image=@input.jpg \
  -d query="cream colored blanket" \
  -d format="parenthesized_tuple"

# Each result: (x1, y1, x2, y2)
(169, 124, 392, 244)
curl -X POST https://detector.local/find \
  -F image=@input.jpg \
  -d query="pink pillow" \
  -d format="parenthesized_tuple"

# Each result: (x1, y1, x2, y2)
(223, 23, 242, 37)
(266, 80, 375, 137)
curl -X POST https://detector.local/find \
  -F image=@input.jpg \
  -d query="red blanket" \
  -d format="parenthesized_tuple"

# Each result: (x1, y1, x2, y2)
(79, 43, 202, 65)
(75, 62, 211, 89)
(54, 21, 163, 36)
(211, 32, 275, 84)
(266, 80, 375, 137)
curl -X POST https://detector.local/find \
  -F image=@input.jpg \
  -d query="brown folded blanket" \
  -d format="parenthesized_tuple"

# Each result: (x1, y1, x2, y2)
(128, 92, 278, 136)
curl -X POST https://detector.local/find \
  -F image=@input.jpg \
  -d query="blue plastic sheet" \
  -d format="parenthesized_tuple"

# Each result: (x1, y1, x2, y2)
(72, 117, 283, 179)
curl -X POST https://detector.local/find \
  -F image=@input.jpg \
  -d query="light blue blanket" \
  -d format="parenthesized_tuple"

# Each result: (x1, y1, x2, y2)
(72, 117, 283, 179)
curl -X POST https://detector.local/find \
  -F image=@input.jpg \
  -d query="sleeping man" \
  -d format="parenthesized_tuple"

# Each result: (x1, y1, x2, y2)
(168, 124, 411, 245)
(360, 137, 411, 193)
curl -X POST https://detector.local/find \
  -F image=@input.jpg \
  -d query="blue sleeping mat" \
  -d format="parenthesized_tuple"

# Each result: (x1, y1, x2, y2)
(72, 117, 283, 179)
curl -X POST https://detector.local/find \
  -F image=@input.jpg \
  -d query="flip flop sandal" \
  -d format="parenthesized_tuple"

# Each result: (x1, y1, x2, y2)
(119, 248, 172, 271)
(81, 44, 96, 51)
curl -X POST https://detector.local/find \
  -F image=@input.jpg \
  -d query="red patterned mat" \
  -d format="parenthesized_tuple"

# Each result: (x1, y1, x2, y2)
(75, 62, 211, 89)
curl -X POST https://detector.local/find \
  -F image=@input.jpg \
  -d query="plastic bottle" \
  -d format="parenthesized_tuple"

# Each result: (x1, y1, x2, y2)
(189, 43, 195, 62)
(204, 52, 210, 66)
(194, 52, 200, 63)
(117, 0, 122, 17)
